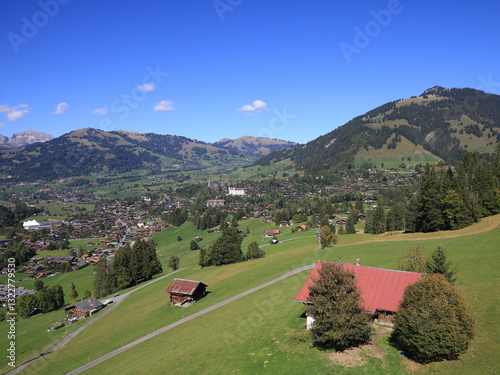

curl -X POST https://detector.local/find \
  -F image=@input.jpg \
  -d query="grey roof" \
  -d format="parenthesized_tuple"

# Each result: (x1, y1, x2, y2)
(71, 298, 103, 312)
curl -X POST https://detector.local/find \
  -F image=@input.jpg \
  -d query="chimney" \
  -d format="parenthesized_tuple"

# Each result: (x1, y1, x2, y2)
(356, 258, 360, 266)
(339, 256, 342, 266)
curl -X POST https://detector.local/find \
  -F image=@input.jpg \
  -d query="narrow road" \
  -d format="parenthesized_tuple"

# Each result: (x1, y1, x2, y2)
(6, 268, 186, 375)
(67, 263, 315, 374)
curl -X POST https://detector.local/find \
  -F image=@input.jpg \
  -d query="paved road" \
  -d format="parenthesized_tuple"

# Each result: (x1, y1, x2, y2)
(66, 263, 315, 375)
(7, 268, 186, 375)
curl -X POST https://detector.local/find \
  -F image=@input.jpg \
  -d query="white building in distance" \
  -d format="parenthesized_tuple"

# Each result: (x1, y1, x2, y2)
(228, 187, 245, 196)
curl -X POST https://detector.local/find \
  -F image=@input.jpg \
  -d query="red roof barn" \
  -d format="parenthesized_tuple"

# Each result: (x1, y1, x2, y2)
(295, 260, 422, 322)
(166, 278, 207, 307)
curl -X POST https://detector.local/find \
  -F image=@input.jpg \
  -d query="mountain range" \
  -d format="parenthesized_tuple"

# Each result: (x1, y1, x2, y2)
(0, 130, 54, 149)
(1, 86, 499, 181)
(0, 129, 296, 181)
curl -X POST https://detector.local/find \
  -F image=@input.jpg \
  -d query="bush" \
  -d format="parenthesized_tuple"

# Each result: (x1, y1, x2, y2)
(393, 274, 475, 363)
(246, 241, 265, 260)
(190, 240, 200, 251)
(287, 330, 312, 344)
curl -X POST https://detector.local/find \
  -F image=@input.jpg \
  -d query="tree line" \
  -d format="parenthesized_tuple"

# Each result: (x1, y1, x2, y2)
(365, 146, 500, 234)
(94, 239, 162, 298)
(198, 227, 264, 267)
(16, 284, 65, 318)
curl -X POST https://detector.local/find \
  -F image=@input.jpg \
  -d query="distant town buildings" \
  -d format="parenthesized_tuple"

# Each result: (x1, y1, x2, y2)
(228, 187, 245, 196)
(23, 219, 64, 230)
(206, 199, 225, 208)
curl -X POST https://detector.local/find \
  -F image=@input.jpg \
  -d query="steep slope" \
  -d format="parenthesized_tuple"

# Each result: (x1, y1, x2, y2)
(213, 135, 297, 156)
(257, 86, 500, 170)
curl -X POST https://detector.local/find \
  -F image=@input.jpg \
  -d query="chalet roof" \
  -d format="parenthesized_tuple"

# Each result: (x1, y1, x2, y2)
(294, 261, 422, 313)
(165, 278, 206, 296)
(66, 298, 103, 313)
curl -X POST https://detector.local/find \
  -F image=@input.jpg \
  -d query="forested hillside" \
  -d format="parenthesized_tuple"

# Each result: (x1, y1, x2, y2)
(0, 128, 251, 181)
(257, 87, 500, 171)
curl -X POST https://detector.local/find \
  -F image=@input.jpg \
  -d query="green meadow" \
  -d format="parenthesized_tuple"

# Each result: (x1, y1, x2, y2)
(355, 136, 441, 169)
(0, 215, 499, 374)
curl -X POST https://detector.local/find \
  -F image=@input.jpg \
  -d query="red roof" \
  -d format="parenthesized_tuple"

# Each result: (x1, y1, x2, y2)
(165, 278, 205, 296)
(294, 261, 422, 313)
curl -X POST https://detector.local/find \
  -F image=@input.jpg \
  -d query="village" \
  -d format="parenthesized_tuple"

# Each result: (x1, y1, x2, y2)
(1, 162, 488, 373)
(0, 166, 417, 283)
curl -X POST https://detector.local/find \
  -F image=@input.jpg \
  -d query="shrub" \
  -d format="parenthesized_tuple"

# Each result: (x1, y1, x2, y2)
(393, 274, 475, 363)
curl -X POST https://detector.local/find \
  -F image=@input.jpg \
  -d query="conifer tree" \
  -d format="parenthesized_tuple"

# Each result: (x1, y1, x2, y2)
(417, 165, 444, 232)
(307, 262, 371, 350)
(425, 246, 457, 283)
(346, 209, 358, 234)
(70, 282, 78, 302)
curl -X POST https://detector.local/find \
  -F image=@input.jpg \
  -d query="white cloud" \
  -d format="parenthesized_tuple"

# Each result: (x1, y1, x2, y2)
(0, 104, 29, 121)
(237, 100, 267, 112)
(137, 82, 155, 92)
(54, 102, 69, 115)
(92, 107, 108, 115)
(154, 100, 174, 112)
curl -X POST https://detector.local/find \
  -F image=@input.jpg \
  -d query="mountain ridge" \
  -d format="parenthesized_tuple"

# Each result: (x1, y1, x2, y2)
(0, 130, 54, 149)
(257, 86, 500, 171)
(0, 128, 293, 181)
(213, 135, 298, 157)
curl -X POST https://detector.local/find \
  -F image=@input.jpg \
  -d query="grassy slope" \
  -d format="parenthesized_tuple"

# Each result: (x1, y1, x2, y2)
(1, 214, 495, 374)
(355, 135, 441, 169)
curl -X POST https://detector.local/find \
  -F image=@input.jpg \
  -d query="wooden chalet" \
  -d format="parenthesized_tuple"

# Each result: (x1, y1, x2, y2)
(65, 298, 104, 319)
(294, 260, 423, 326)
(166, 278, 207, 307)
(265, 230, 280, 237)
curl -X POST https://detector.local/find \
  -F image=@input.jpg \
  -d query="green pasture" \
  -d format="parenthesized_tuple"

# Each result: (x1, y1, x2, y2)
(11, 266, 96, 306)
(1, 213, 497, 374)
(355, 136, 441, 169)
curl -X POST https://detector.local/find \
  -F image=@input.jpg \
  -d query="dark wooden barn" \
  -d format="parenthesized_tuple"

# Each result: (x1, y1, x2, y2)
(165, 278, 207, 307)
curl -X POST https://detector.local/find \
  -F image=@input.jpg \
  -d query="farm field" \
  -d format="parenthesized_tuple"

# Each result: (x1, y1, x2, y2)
(2, 214, 498, 374)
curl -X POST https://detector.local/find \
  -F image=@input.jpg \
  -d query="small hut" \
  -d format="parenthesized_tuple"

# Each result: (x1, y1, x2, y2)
(165, 278, 207, 307)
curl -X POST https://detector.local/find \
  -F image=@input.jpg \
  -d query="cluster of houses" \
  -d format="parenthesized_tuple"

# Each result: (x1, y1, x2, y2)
(0, 284, 36, 304)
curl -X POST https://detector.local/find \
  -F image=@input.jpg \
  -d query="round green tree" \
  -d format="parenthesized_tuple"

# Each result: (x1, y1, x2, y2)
(307, 262, 371, 351)
(393, 274, 475, 363)
(246, 241, 265, 260)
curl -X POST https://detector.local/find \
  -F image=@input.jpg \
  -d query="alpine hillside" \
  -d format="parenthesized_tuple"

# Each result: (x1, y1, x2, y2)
(213, 135, 298, 157)
(257, 86, 500, 171)
(0, 128, 253, 181)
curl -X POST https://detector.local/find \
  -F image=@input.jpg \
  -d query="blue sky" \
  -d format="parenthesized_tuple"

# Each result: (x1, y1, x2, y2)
(1, 0, 499, 144)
